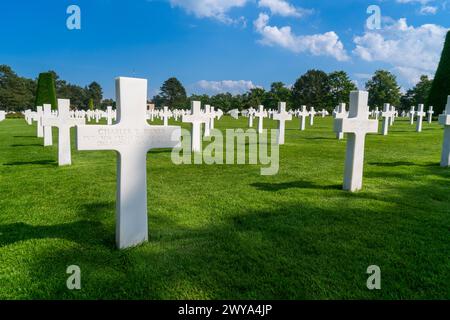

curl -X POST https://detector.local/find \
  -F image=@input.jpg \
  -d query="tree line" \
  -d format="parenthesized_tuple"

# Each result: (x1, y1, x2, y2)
(0, 65, 112, 111)
(153, 70, 432, 113)
(0, 66, 441, 114)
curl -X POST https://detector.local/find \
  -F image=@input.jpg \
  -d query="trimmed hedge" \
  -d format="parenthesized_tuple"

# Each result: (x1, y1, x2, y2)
(427, 31, 450, 115)
(34, 72, 57, 110)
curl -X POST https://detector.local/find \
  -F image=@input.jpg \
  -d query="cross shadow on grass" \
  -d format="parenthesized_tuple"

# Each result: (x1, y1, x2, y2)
(0, 221, 114, 248)
(79, 202, 115, 221)
(148, 149, 174, 154)
(13, 135, 35, 138)
(16, 193, 450, 300)
(10, 144, 42, 147)
(3, 160, 56, 166)
(368, 161, 439, 168)
(250, 180, 341, 191)
(303, 137, 336, 140)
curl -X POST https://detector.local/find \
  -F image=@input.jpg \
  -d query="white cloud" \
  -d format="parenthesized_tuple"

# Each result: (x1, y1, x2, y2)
(257, 0, 313, 18)
(193, 80, 260, 94)
(253, 13, 349, 61)
(169, 0, 249, 24)
(353, 18, 448, 85)
(419, 5, 438, 14)
(396, 0, 432, 3)
(396, 0, 440, 15)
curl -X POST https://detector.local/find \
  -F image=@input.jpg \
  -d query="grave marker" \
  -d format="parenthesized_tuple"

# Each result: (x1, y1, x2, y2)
(334, 91, 378, 192)
(416, 104, 425, 133)
(410, 106, 416, 125)
(297, 106, 309, 131)
(36, 106, 44, 138)
(427, 106, 434, 124)
(77, 77, 181, 249)
(272, 102, 292, 145)
(254, 105, 267, 134)
(43, 99, 85, 165)
(309, 107, 316, 126)
(381, 103, 393, 136)
(183, 101, 208, 152)
(43, 104, 54, 146)
(334, 103, 347, 140)
(161, 106, 172, 126)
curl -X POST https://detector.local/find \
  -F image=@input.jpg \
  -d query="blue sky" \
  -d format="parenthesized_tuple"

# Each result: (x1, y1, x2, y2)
(0, 0, 449, 99)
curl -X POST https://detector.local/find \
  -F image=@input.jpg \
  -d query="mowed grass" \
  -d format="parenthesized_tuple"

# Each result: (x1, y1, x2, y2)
(0, 115, 449, 300)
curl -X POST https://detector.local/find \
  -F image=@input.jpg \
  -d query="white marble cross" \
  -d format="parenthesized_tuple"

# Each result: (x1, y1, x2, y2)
(272, 102, 292, 145)
(389, 106, 395, 126)
(24, 110, 33, 124)
(297, 105, 309, 131)
(334, 91, 378, 192)
(381, 103, 394, 136)
(209, 107, 222, 129)
(427, 106, 434, 124)
(416, 104, 426, 132)
(106, 106, 114, 125)
(77, 77, 181, 249)
(320, 109, 327, 118)
(439, 97, 450, 167)
(334, 103, 347, 140)
(43, 104, 54, 146)
(36, 106, 44, 138)
(204, 105, 212, 137)
(161, 106, 172, 126)
(228, 109, 240, 120)
(309, 107, 317, 126)
(43, 99, 85, 166)
(254, 105, 267, 134)
(183, 101, 208, 152)
(410, 106, 416, 125)
(0, 111, 5, 122)
(374, 107, 379, 120)
(248, 107, 256, 128)
(95, 109, 101, 123)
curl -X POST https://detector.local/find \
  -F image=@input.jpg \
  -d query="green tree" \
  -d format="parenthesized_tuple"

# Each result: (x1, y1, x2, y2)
(243, 88, 266, 109)
(328, 71, 357, 108)
(159, 77, 187, 108)
(365, 70, 401, 108)
(0, 65, 36, 111)
(264, 82, 292, 109)
(401, 75, 433, 111)
(188, 94, 210, 107)
(34, 72, 57, 109)
(292, 70, 330, 109)
(427, 31, 450, 114)
(85, 82, 103, 107)
(210, 93, 234, 111)
(100, 98, 116, 110)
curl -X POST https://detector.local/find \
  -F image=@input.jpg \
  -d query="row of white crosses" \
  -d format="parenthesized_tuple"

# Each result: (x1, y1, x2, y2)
(21, 79, 450, 249)
(26, 102, 102, 165)
(410, 105, 434, 125)
(181, 103, 224, 151)
(381, 104, 395, 136)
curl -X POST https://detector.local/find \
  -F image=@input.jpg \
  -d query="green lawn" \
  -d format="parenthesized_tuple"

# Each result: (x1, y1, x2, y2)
(0, 116, 449, 299)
